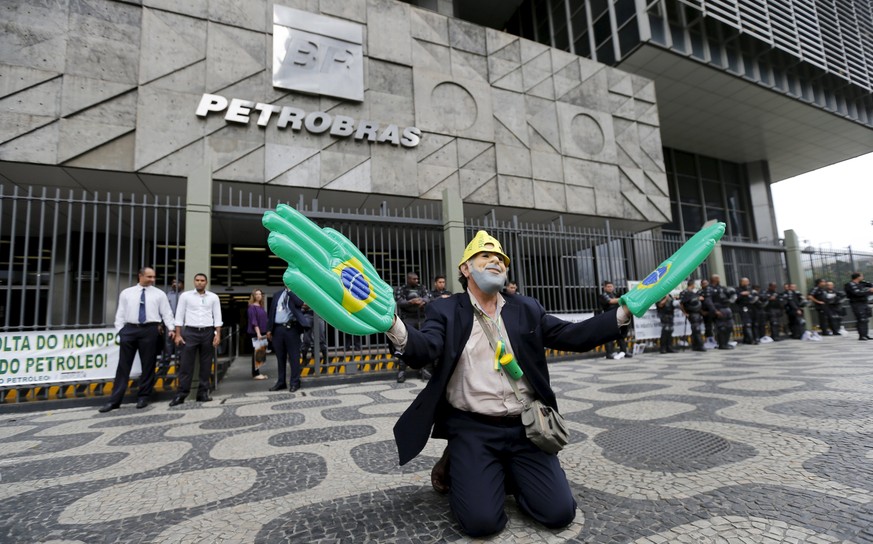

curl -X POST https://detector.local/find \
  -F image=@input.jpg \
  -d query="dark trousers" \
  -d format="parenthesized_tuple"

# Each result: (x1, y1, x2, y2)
(739, 307, 755, 344)
(273, 323, 304, 387)
(109, 323, 161, 405)
(687, 313, 703, 349)
(445, 409, 576, 538)
(249, 333, 264, 377)
(851, 302, 870, 338)
(604, 335, 628, 357)
(767, 309, 783, 339)
(177, 327, 214, 396)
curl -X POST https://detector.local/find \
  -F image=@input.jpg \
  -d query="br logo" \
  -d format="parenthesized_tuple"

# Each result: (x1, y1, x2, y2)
(639, 263, 671, 290)
(272, 6, 364, 102)
(334, 258, 377, 312)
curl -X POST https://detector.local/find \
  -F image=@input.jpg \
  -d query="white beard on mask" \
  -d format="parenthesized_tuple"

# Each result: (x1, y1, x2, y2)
(468, 261, 506, 294)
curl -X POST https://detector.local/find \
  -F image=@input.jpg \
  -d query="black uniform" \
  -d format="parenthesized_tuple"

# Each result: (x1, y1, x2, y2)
(783, 288, 806, 339)
(598, 290, 630, 358)
(656, 295, 677, 353)
(762, 287, 783, 340)
(394, 283, 432, 380)
(680, 287, 705, 351)
(809, 285, 829, 335)
(845, 280, 872, 340)
(702, 283, 734, 349)
(823, 287, 845, 335)
(735, 284, 758, 344)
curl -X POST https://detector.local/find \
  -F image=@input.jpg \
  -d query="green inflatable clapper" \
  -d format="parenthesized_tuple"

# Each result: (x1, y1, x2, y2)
(495, 340, 524, 380)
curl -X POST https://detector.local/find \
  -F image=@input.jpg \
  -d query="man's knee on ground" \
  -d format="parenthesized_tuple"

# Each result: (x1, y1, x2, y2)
(456, 510, 507, 538)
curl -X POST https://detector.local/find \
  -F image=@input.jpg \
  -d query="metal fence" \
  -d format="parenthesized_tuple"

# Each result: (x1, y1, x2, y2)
(1, 184, 185, 332)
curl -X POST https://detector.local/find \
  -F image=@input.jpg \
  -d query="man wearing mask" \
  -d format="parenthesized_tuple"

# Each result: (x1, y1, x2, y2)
(389, 231, 630, 537)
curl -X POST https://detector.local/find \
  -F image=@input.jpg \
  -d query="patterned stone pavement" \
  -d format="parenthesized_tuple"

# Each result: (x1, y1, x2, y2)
(2, 336, 873, 543)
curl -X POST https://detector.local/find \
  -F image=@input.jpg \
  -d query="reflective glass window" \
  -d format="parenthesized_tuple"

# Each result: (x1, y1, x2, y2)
(593, 13, 612, 46)
(698, 156, 719, 180)
(673, 151, 696, 176)
(614, 0, 637, 27)
(681, 204, 703, 231)
(702, 180, 723, 209)
(677, 175, 700, 204)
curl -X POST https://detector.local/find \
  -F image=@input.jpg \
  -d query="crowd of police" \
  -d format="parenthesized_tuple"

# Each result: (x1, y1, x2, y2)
(601, 272, 873, 356)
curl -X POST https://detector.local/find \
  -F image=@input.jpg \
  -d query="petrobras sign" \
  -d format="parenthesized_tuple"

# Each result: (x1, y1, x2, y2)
(272, 6, 364, 102)
(196, 93, 421, 148)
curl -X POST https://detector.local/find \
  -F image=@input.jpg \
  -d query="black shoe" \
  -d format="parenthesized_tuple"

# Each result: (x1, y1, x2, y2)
(420, 369, 432, 381)
(665, 348, 677, 354)
(692, 348, 706, 352)
(717, 345, 735, 350)
(136, 398, 149, 409)
(269, 383, 287, 391)
(196, 393, 212, 402)
(98, 403, 120, 413)
(396, 371, 406, 383)
(624, 353, 632, 358)
(289, 383, 301, 392)
(860, 337, 869, 341)
(169, 395, 185, 407)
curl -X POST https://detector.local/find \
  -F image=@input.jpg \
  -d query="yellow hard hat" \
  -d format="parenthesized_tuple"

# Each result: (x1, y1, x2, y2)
(458, 230, 510, 268)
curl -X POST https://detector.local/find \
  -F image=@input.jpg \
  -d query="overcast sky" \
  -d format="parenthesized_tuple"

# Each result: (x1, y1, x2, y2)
(770, 151, 873, 253)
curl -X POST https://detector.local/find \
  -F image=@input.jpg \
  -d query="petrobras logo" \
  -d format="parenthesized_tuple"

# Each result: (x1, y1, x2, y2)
(638, 262, 672, 289)
(195, 93, 421, 148)
(272, 6, 364, 102)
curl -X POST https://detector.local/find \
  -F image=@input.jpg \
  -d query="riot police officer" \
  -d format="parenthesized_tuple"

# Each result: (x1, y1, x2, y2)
(656, 293, 677, 353)
(699, 279, 713, 341)
(762, 282, 783, 340)
(808, 278, 829, 335)
(845, 272, 873, 341)
(824, 281, 845, 335)
(735, 277, 758, 345)
(394, 271, 432, 382)
(702, 274, 734, 350)
(598, 281, 631, 358)
(783, 283, 806, 339)
(680, 279, 705, 352)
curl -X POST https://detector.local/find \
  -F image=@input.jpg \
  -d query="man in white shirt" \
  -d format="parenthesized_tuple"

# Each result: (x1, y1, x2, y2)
(169, 273, 223, 405)
(100, 267, 175, 413)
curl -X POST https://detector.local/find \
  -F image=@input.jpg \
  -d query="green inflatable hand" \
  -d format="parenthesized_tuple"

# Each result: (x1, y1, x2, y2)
(262, 204, 396, 335)
(620, 222, 726, 317)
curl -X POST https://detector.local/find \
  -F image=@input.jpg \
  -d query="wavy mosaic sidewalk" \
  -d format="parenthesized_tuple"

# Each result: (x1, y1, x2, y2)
(2, 337, 873, 543)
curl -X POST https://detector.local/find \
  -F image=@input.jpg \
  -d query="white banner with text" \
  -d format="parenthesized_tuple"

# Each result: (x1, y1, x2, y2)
(0, 328, 141, 387)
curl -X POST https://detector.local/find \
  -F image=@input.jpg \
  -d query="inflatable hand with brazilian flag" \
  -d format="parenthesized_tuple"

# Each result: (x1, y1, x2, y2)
(620, 222, 726, 317)
(262, 204, 395, 335)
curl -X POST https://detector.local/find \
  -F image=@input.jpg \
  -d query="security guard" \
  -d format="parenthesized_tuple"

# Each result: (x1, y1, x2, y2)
(808, 278, 829, 335)
(598, 281, 631, 359)
(679, 279, 705, 351)
(845, 273, 873, 340)
(656, 293, 677, 353)
(702, 274, 734, 350)
(824, 281, 844, 335)
(783, 283, 806, 339)
(762, 282, 783, 340)
(735, 277, 757, 345)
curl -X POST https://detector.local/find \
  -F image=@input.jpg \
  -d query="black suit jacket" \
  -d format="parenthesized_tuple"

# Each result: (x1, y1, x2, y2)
(392, 292, 626, 465)
(267, 288, 311, 331)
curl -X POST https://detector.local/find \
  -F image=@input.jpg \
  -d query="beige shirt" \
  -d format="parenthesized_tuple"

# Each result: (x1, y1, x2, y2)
(387, 292, 535, 416)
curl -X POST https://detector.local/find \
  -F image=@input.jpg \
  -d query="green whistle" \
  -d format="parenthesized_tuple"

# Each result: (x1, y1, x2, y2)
(620, 222, 725, 317)
(495, 340, 524, 380)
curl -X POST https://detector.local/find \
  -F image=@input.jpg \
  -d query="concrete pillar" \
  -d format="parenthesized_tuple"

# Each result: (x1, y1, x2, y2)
(705, 220, 726, 280)
(184, 164, 213, 289)
(442, 186, 466, 293)
(746, 161, 779, 243)
(783, 229, 812, 324)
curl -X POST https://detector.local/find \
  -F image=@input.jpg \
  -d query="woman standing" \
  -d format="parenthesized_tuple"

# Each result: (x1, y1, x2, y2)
(247, 288, 269, 380)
